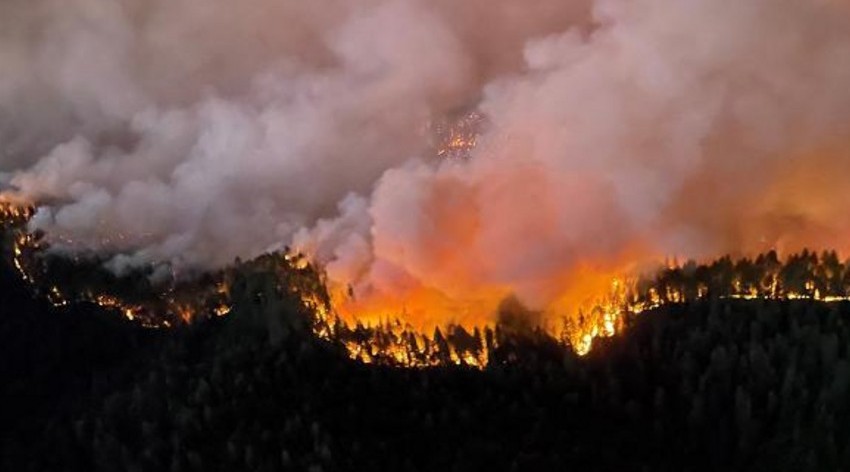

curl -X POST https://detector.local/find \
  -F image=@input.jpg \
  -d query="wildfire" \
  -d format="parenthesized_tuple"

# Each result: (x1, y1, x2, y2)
(4, 199, 850, 369)
(320, 249, 850, 365)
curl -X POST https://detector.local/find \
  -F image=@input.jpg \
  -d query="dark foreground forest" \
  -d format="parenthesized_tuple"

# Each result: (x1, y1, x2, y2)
(3, 256, 850, 472)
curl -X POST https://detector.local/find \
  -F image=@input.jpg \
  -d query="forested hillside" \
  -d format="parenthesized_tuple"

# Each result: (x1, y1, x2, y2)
(3, 253, 850, 471)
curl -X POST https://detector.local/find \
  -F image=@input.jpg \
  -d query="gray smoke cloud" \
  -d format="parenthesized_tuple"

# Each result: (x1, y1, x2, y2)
(3, 0, 850, 323)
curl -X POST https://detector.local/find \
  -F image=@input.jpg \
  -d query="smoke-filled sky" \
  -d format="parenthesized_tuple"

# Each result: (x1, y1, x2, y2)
(3, 0, 850, 326)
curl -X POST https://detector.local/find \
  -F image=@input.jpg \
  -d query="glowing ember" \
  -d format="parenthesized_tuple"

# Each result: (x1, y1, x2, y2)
(433, 110, 484, 159)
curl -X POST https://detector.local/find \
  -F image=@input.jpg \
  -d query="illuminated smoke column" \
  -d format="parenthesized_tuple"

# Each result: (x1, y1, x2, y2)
(4, 0, 850, 327)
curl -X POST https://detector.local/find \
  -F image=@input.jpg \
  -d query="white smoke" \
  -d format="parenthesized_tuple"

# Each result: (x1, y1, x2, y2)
(4, 0, 850, 323)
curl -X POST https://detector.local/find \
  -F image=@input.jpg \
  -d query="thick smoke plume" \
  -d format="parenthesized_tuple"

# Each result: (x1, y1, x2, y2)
(3, 0, 850, 327)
